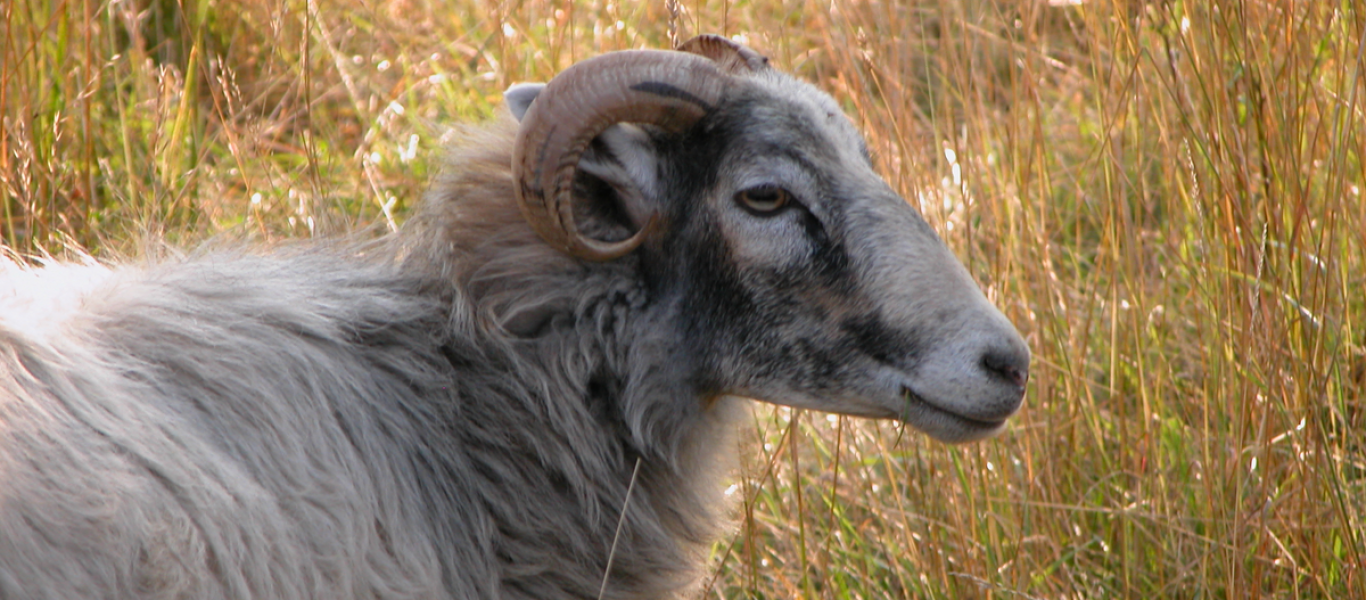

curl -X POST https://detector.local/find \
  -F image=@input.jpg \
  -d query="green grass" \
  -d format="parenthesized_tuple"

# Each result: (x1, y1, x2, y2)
(4, 0, 1363, 597)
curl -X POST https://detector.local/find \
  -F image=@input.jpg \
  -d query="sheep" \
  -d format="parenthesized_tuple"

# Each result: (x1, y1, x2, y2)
(0, 35, 1029, 600)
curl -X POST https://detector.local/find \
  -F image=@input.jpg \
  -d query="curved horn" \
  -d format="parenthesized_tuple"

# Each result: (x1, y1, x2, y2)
(513, 50, 729, 261)
(677, 34, 771, 74)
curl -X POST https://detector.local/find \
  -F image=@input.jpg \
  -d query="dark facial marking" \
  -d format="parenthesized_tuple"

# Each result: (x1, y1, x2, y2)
(840, 312, 920, 367)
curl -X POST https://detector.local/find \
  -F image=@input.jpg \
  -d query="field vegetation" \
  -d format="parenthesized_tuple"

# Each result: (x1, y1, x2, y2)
(3, 0, 1363, 597)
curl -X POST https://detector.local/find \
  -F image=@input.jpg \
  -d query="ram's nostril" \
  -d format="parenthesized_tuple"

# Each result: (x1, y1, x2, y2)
(982, 349, 1030, 390)
(1002, 365, 1028, 388)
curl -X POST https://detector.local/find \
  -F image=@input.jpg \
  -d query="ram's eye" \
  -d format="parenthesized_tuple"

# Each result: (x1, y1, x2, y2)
(736, 185, 791, 214)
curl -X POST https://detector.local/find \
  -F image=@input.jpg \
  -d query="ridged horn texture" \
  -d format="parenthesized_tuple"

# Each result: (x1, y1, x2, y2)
(512, 48, 731, 261)
(677, 34, 771, 74)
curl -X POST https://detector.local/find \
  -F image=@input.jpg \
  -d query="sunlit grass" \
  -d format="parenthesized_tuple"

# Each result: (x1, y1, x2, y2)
(3, 0, 1363, 597)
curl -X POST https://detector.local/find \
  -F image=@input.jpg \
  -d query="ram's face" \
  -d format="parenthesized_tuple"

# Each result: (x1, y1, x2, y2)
(508, 36, 1028, 443)
(650, 76, 1028, 444)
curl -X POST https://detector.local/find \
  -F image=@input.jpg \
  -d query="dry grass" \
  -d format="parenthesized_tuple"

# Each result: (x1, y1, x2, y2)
(3, 0, 1364, 597)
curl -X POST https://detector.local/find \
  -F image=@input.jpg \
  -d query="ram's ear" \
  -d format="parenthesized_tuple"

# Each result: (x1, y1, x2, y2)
(504, 83, 545, 122)
(575, 123, 659, 232)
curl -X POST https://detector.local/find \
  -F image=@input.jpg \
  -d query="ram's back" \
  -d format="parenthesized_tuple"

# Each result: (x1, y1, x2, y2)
(0, 251, 457, 600)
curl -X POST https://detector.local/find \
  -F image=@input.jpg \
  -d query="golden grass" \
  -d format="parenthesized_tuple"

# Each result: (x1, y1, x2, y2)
(3, 0, 1363, 597)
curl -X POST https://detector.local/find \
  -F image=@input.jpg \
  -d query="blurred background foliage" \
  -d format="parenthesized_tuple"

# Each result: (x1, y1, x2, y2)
(3, 0, 1363, 597)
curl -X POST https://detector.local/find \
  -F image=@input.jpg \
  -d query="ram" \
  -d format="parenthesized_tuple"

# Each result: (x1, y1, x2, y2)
(0, 36, 1028, 599)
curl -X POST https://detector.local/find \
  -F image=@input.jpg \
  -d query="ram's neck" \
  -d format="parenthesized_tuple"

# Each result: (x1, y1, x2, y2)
(554, 295, 747, 598)
(407, 255, 744, 598)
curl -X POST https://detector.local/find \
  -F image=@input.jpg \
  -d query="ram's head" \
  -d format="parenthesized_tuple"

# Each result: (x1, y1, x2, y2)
(508, 35, 1029, 443)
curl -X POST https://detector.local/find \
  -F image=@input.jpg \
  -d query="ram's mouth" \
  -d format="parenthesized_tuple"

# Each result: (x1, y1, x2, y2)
(898, 386, 1007, 441)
